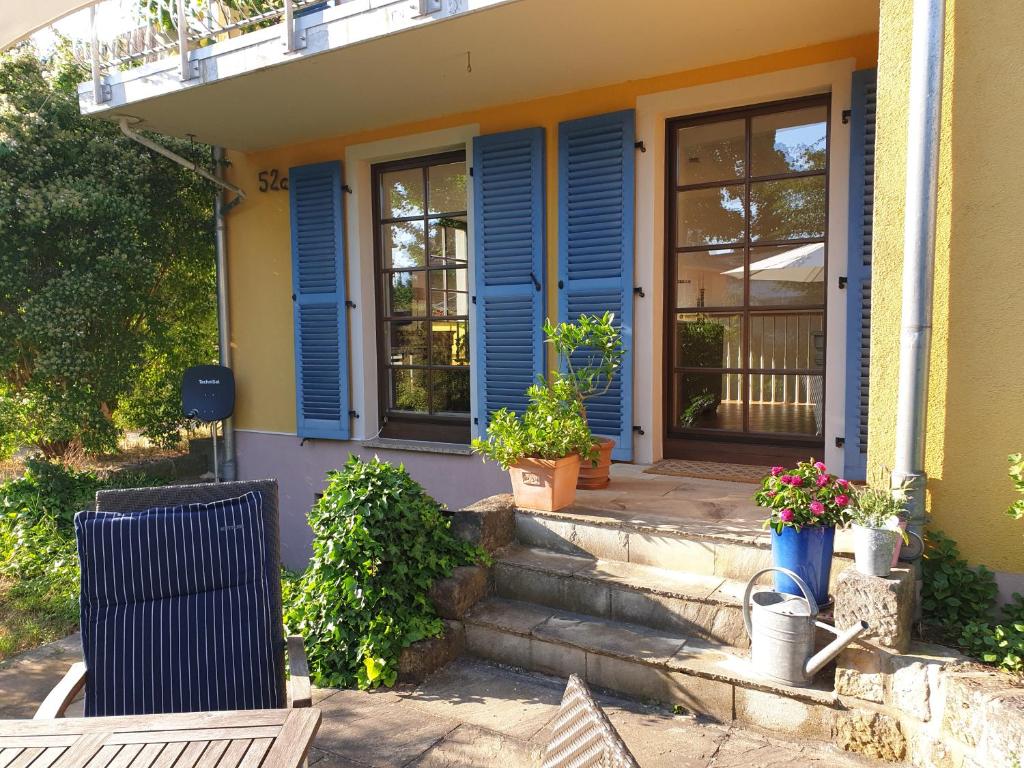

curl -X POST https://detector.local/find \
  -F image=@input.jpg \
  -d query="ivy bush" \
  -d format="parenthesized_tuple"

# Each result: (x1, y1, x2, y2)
(284, 456, 485, 689)
(922, 530, 1024, 674)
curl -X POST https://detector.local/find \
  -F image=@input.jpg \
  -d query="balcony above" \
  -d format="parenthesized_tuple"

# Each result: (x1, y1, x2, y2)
(66, 0, 879, 151)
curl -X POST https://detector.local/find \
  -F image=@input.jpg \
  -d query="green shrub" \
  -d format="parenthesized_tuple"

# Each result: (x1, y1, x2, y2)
(1008, 453, 1024, 521)
(284, 456, 485, 689)
(472, 377, 596, 470)
(922, 530, 1024, 675)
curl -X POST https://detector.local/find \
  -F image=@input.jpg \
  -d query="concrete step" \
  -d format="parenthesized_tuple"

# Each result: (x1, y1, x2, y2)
(494, 545, 750, 648)
(514, 507, 854, 587)
(463, 597, 841, 743)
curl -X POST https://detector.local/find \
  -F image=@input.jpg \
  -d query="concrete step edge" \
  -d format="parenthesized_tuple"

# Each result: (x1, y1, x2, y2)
(463, 597, 839, 709)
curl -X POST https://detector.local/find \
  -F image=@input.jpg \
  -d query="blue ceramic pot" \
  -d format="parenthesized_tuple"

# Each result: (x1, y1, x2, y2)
(770, 525, 835, 606)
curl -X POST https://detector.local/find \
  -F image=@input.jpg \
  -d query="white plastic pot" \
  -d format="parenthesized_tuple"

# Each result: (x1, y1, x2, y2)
(852, 523, 898, 578)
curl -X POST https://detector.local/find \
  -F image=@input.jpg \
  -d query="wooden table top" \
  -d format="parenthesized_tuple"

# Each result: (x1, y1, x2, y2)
(0, 708, 321, 768)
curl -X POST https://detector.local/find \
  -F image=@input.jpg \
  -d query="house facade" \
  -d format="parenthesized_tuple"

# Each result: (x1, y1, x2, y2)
(53, 0, 1023, 593)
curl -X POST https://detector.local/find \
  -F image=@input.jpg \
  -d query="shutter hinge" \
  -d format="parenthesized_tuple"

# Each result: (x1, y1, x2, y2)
(349, 410, 360, 419)
(473, 417, 479, 425)
(291, 293, 296, 301)
(634, 286, 645, 298)
(838, 276, 848, 289)
(632, 425, 645, 435)
(558, 279, 564, 289)
(472, 295, 477, 304)
(842, 109, 852, 125)
(634, 140, 646, 153)
(835, 437, 846, 447)
(345, 300, 357, 309)
(530, 272, 542, 292)
(469, 166, 474, 177)
(342, 184, 353, 193)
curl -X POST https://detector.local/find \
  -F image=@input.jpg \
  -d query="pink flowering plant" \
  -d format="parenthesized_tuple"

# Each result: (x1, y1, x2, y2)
(754, 458, 854, 533)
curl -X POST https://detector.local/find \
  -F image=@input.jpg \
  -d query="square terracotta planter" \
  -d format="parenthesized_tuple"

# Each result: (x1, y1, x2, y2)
(508, 454, 581, 512)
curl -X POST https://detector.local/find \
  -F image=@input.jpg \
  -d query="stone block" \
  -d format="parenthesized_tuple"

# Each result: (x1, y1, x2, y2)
(834, 567, 914, 653)
(887, 655, 934, 722)
(608, 589, 747, 647)
(627, 533, 715, 575)
(429, 566, 489, 620)
(941, 671, 1020, 749)
(530, 638, 586, 678)
(398, 620, 463, 684)
(981, 691, 1024, 768)
(713, 542, 772, 580)
(734, 686, 834, 741)
(833, 709, 907, 762)
(835, 645, 884, 703)
(567, 522, 630, 562)
(452, 495, 515, 552)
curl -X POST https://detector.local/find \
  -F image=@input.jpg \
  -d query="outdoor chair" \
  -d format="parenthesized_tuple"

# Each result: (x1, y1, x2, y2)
(35, 479, 311, 719)
(542, 675, 639, 768)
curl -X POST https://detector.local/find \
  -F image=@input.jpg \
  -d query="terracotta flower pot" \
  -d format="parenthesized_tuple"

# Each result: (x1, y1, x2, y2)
(576, 438, 615, 490)
(508, 454, 581, 512)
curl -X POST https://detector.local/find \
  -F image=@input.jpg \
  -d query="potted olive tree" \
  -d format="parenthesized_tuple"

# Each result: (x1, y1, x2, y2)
(471, 377, 597, 511)
(850, 473, 911, 578)
(755, 459, 854, 606)
(543, 312, 624, 489)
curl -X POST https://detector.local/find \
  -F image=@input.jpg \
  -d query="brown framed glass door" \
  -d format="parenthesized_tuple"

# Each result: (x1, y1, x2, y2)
(664, 95, 829, 462)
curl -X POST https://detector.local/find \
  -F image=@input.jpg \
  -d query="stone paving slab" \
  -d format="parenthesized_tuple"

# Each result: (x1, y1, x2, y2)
(0, 635, 898, 767)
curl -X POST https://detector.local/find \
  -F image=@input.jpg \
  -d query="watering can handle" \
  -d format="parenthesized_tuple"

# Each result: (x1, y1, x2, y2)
(742, 566, 819, 641)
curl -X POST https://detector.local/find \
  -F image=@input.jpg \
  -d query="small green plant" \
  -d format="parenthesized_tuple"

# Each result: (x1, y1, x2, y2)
(284, 456, 485, 690)
(471, 378, 597, 470)
(543, 312, 624, 409)
(921, 530, 998, 632)
(1008, 453, 1024, 520)
(850, 469, 911, 539)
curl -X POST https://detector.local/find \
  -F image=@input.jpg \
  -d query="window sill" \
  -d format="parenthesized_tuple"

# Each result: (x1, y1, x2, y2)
(360, 437, 474, 456)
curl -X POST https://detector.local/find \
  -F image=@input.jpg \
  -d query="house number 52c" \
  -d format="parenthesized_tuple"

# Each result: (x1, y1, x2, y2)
(258, 169, 288, 192)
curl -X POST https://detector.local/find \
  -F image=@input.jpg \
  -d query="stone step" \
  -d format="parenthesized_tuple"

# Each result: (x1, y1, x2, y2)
(463, 597, 840, 743)
(494, 545, 750, 648)
(514, 507, 854, 587)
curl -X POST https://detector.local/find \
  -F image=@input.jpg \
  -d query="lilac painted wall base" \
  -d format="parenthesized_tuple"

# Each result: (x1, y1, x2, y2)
(234, 430, 511, 569)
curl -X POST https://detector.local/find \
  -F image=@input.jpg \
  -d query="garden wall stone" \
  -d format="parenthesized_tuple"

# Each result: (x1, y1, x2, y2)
(833, 567, 914, 653)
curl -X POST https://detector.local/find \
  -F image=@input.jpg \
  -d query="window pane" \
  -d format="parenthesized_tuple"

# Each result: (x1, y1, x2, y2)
(431, 320, 470, 366)
(675, 248, 743, 308)
(381, 167, 424, 218)
(748, 373, 823, 436)
(676, 186, 745, 247)
(676, 119, 745, 185)
(751, 106, 827, 175)
(428, 162, 467, 214)
(429, 217, 469, 266)
(749, 312, 824, 371)
(749, 177, 826, 242)
(386, 320, 427, 365)
(382, 221, 425, 268)
(390, 367, 428, 412)
(675, 314, 742, 369)
(748, 244, 825, 306)
(431, 369, 471, 414)
(388, 271, 427, 317)
(429, 269, 469, 317)
(673, 373, 743, 430)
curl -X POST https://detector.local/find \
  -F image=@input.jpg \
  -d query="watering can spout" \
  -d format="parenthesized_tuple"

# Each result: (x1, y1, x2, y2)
(805, 620, 869, 678)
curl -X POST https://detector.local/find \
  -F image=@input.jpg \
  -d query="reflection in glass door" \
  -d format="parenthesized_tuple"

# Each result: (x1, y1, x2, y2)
(666, 96, 829, 450)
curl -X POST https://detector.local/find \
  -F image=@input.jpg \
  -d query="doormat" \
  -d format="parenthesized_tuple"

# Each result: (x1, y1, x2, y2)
(644, 459, 768, 484)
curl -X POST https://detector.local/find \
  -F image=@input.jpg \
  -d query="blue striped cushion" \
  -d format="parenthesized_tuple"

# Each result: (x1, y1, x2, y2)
(75, 491, 282, 716)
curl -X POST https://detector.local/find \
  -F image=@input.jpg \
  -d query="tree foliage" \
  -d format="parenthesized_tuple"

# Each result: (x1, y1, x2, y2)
(0, 45, 217, 456)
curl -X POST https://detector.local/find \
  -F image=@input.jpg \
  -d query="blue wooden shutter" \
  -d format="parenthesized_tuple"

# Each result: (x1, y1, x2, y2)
(558, 110, 635, 461)
(843, 70, 877, 480)
(288, 161, 351, 440)
(472, 128, 547, 433)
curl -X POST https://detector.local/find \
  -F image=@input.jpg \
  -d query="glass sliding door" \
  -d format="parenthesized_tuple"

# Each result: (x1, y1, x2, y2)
(666, 96, 829, 456)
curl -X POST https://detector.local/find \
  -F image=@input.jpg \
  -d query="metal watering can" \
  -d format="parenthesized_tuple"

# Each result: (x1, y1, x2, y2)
(742, 567, 869, 687)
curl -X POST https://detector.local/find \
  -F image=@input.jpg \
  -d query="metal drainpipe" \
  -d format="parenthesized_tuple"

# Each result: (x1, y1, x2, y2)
(214, 146, 237, 481)
(892, 0, 946, 552)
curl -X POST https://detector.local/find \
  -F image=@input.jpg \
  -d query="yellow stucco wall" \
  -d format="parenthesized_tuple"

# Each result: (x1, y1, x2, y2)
(869, 0, 1024, 572)
(224, 33, 876, 440)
